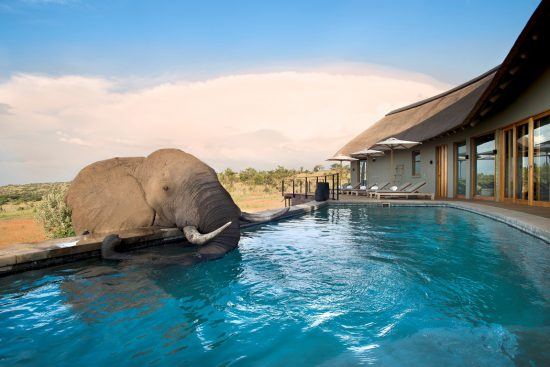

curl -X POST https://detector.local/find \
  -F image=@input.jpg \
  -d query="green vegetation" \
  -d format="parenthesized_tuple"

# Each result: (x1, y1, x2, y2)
(0, 207, 35, 220)
(0, 182, 68, 206)
(34, 185, 75, 239)
(0, 163, 351, 241)
(218, 164, 350, 190)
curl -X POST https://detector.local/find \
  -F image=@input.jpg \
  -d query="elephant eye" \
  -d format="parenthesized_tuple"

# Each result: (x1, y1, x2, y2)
(162, 185, 170, 192)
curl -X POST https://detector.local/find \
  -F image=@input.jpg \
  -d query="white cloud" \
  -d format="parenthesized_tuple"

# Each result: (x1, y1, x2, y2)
(0, 67, 448, 184)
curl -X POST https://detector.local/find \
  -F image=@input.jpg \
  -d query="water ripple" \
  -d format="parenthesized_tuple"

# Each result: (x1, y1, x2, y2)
(0, 206, 548, 366)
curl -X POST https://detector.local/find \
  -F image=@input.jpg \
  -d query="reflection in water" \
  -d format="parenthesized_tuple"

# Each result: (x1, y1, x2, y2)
(61, 245, 244, 324)
(0, 206, 548, 366)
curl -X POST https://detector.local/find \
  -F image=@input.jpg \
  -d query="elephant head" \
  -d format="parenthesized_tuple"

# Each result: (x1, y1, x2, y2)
(66, 149, 288, 261)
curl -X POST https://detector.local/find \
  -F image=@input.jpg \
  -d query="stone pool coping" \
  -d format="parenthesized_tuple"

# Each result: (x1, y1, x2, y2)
(1, 198, 547, 276)
(0, 201, 328, 276)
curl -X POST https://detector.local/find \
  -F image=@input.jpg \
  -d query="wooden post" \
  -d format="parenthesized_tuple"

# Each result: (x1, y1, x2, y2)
(305, 177, 308, 198)
(281, 180, 285, 197)
(337, 173, 340, 200)
(292, 179, 295, 197)
(332, 174, 335, 200)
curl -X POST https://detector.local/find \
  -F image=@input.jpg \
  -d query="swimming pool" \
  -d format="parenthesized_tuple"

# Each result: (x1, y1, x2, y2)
(0, 206, 548, 366)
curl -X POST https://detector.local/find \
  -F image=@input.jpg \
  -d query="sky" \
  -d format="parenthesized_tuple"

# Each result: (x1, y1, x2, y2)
(0, 0, 541, 185)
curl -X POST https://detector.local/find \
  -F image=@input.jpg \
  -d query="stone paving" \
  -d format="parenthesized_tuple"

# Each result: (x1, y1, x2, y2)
(1, 198, 547, 276)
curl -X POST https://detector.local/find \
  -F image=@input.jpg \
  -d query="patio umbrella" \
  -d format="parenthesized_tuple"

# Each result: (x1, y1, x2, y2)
(327, 155, 358, 187)
(372, 137, 420, 182)
(327, 154, 358, 162)
(350, 149, 385, 159)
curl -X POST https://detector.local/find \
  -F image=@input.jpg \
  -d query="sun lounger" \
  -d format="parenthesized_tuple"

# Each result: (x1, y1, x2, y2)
(368, 182, 411, 198)
(374, 181, 434, 200)
(351, 182, 390, 196)
(341, 183, 360, 195)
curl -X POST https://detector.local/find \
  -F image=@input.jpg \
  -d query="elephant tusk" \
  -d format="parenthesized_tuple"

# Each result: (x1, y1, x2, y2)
(183, 221, 232, 246)
(239, 207, 290, 223)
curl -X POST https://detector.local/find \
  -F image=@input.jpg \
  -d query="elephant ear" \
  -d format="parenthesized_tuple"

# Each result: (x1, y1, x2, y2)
(66, 157, 155, 235)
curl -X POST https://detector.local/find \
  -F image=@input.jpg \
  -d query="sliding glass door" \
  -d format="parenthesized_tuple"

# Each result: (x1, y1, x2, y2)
(473, 133, 496, 199)
(503, 128, 514, 200)
(359, 160, 367, 186)
(534, 116, 550, 203)
(455, 142, 467, 197)
(499, 112, 550, 206)
(515, 123, 530, 201)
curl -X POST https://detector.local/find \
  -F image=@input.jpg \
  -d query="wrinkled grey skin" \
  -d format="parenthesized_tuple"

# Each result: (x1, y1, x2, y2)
(67, 149, 245, 263)
(134, 149, 242, 261)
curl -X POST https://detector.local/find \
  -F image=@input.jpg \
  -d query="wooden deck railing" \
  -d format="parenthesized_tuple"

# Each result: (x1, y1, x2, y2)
(281, 173, 340, 203)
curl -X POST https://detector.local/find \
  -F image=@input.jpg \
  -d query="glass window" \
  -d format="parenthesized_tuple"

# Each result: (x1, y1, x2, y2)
(516, 123, 529, 200)
(456, 142, 467, 196)
(503, 129, 514, 199)
(359, 160, 367, 186)
(412, 151, 421, 177)
(474, 133, 495, 197)
(534, 115, 550, 202)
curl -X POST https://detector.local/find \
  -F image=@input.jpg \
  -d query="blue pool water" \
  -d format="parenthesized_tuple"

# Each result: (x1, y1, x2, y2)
(0, 206, 549, 366)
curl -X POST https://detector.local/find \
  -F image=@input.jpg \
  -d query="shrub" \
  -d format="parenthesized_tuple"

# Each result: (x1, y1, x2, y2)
(34, 186, 75, 239)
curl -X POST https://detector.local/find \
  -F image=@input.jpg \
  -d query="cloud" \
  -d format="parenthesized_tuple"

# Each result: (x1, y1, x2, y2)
(0, 103, 12, 115)
(56, 131, 92, 146)
(0, 67, 448, 184)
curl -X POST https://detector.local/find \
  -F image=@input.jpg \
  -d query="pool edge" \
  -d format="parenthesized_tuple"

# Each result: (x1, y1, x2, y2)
(0, 201, 328, 277)
(330, 200, 550, 243)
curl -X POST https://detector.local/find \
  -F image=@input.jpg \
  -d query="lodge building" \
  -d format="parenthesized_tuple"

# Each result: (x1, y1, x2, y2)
(334, 2, 549, 206)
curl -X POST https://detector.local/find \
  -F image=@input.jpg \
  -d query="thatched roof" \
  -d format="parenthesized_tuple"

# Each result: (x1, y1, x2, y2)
(335, 68, 496, 156)
(334, 1, 548, 157)
(464, 1, 548, 127)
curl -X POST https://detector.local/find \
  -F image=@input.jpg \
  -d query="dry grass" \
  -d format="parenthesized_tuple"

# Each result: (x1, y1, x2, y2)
(0, 219, 46, 246)
(0, 203, 35, 220)
(224, 182, 284, 212)
(0, 203, 46, 246)
(0, 181, 285, 246)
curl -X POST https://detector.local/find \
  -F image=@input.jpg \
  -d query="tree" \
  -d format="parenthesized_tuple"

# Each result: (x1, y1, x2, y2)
(34, 186, 75, 239)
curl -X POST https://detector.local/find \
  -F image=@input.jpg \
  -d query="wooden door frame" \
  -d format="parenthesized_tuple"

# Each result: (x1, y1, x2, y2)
(499, 125, 516, 203)
(435, 144, 448, 198)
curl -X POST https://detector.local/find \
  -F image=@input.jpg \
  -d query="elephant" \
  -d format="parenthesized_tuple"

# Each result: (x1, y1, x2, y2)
(66, 149, 288, 262)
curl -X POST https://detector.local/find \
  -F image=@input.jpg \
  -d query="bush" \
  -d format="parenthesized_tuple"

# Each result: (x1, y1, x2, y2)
(34, 186, 75, 239)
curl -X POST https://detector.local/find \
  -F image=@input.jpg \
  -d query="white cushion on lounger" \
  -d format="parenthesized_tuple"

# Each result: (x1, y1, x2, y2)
(370, 185, 378, 190)
(360, 185, 367, 190)
(346, 185, 353, 189)
(390, 186, 398, 191)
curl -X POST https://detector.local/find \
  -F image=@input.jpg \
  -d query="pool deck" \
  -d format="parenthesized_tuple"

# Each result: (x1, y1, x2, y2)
(0, 198, 548, 276)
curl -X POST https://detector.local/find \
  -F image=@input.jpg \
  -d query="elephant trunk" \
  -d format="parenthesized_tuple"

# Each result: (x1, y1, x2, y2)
(185, 177, 241, 261)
